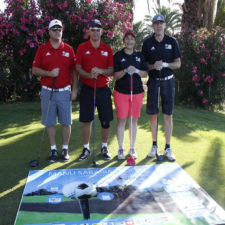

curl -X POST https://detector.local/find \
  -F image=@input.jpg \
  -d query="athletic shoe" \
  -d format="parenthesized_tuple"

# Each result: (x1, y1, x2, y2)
(101, 146, 111, 160)
(118, 149, 125, 160)
(61, 149, 70, 161)
(164, 148, 176, 161)
(129, 148, 138, 159)
(49, 149, 58, 162)
(148, 145, 158, 157)
(79, 148, 90, 161)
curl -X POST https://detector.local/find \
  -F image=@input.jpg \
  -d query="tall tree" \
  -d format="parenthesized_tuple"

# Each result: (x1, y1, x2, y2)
(214, 0, 225, 27)
(182, 0, 219, 31)
(144, 6, 182, 35)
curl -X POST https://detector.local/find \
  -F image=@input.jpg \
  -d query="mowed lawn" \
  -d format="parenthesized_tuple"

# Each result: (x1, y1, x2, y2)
(0, 97, 225, 225)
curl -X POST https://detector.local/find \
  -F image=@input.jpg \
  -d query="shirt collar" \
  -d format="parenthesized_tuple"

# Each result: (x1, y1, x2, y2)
(47, 40, 64, 49)
(87, 39, 104, 50)
(122, 48, 137, 57)
(153, 33, 166, 43)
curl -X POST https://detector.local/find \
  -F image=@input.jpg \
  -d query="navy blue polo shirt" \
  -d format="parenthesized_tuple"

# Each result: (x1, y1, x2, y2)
(142, 34, 181, 79)
(113, 48, 147, 94)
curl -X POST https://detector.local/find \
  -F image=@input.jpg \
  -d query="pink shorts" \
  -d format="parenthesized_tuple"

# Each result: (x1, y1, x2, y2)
(113, 90, 144, 119)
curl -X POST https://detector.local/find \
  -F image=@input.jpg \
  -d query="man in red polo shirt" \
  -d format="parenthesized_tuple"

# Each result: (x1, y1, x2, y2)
(76, 19, 114, 161)
(32, 19, 78, 162)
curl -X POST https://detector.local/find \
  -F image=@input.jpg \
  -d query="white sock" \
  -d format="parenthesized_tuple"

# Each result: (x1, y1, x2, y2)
(84, 144, 89, 149)
(102, 142, 107, 148)
(62, 145, 68, 150)
(51, 145, 57, 150)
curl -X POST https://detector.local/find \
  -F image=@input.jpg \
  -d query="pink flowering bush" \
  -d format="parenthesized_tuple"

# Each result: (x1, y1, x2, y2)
(176, 26, 225, 109)
(0, 0, 132, 102)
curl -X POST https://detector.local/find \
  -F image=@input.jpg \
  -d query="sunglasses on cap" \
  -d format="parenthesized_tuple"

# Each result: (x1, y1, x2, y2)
(50, 27, 62, 32)
(90, 27, 101, 32)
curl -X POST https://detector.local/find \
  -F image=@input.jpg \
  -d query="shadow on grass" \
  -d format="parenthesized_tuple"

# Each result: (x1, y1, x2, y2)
(0, 100, 225, 225)
(138, 103, 225, 143)
(198, 137, 225, 208)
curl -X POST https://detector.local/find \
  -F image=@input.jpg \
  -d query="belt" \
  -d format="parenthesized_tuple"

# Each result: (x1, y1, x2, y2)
(156, 75, 173, 81)
(42, 85, 71, 92)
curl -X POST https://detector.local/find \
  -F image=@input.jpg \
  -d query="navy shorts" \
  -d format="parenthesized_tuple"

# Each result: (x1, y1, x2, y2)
(41, 88, 72, 126)
(79, 83, 113, 123)
(146, 78, 175, 115)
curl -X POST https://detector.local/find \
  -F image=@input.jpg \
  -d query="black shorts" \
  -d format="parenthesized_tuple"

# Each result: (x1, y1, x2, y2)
(79, 83, 113, 123)
(146, 78, 175, 115)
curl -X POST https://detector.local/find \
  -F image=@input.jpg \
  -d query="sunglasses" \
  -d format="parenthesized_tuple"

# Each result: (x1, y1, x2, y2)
(50, 27, 62, 32)
(90, 28, 101, 32)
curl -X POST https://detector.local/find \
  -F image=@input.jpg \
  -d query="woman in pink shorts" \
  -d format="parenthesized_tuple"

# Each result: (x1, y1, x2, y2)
(113, 30, 147, 159)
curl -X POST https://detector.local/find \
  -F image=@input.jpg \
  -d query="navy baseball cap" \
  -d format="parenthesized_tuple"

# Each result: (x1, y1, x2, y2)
(89, 19, 102, 28)
(152, 14, 165, 24)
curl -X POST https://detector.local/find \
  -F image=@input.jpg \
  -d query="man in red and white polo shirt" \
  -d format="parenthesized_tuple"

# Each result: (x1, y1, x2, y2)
(32, 19, 78, 163)
(76, 19, 114, 161)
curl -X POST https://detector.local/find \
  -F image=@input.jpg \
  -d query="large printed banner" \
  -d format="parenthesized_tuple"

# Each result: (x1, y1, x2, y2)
(14, 163, 225, 225)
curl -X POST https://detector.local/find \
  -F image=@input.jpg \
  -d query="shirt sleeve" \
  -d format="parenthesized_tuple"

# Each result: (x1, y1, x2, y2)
(141, 39, 149, 63)
(172, 38, 181, 59)
(113, 51, 121, 72)
(139, 52, 148, 71)
(70, 46, 76, 71)
(32, 46, 42, 68)
(75, 45, 82, 66)
(107, 45, 114, 68)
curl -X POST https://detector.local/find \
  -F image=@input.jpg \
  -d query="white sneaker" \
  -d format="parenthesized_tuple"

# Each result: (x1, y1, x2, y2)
(148, 145, 158, 157)
(129, 148, 138, 159)
(118, 149, 125, 160)
(164, 148, 176, 161)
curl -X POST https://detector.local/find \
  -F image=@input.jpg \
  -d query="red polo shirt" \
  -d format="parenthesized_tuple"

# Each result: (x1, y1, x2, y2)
(76, 40, 113, 88)
(32, 41, 76, 88)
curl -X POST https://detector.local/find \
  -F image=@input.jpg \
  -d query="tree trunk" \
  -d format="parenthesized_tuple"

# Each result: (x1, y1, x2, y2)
(182, 0, 218, 32)
(182, 0, 202, 31)
(202, 0, 218, 31)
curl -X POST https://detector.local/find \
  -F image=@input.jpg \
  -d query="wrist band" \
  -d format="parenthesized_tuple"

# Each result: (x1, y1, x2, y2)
(162, 62, 168, 68)
(135, 69, 140, 74)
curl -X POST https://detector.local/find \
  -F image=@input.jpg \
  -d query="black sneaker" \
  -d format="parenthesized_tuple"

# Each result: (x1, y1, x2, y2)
(79, 148, 90, 161)
(101, 146, 111, 160)
(61, 149, 70, 161)
(49, 149, 58, 162)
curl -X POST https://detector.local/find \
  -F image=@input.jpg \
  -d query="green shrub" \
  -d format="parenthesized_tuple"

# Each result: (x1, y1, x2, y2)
(176, 26, 225, 109)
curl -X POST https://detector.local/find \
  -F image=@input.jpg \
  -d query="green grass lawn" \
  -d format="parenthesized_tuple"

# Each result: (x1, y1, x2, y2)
(0, 98, 225, 225)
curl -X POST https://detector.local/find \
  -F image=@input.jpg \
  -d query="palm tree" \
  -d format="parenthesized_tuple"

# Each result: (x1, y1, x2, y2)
(133, 21, 149, 50)
(181, 0, 219, 31)
(214, 0, 225, 27)
(144, 6, 182, 35)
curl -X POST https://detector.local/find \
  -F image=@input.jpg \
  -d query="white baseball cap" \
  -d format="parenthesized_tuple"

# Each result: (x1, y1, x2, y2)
(48, 19, 62, 29)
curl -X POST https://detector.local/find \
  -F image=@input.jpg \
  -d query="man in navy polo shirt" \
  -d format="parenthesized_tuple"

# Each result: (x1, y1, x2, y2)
(142, 14, 181, 161)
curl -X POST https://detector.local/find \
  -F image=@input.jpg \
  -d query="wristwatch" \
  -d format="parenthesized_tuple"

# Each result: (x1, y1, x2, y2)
(162, 62, 168, 68)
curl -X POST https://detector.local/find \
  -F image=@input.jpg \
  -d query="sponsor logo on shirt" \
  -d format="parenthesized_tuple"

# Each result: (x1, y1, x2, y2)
(62, 51, 70, 57)
(101, 51, 108, 56)
(165, 44, 172, 49)
(85, 50, 91, 55)
(136, 57, 141, 62)
(46, 52, 51, 56)
(121, 58, 126, 62)
(150, 46, 155, 51)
